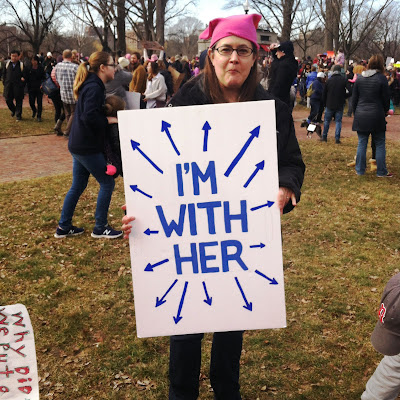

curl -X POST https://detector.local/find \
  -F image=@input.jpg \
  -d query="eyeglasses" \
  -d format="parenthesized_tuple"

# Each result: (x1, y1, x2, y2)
(104, 63, 116, 68)
(214, 45, 254, 57)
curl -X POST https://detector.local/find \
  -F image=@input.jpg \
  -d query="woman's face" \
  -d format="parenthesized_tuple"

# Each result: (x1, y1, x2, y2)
(147, 62, 152, 73)
(103, 56, 115, 82)
(209, 36, 256, 91)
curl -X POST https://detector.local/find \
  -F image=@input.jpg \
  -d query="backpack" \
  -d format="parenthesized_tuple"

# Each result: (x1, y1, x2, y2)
(306, 82, 314, 97)
(5, 60, 24, 72)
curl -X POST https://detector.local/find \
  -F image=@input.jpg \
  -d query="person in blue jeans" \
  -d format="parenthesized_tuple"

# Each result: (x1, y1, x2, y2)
(352, 54, 392, 177)
(321, 64, 351, 143)
(55, 51, 123, 239)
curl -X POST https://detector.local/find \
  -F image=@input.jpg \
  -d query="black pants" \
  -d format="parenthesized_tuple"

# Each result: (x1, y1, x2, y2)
(28, 89, 43, 118)
(169, 331, 243, 400)
(307, 99, 321, 122)
(50, 91, 65, 122)
(5, 86, 23, 118)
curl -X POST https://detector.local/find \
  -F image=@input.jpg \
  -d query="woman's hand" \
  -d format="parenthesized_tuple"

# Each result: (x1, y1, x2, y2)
(277, 187, 296, 215)
(121, 205, 135, 239)
(107, 116, 118, 124)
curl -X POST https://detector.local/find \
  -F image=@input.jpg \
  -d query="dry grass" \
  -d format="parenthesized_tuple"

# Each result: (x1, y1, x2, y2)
(1, 137, 400, 399)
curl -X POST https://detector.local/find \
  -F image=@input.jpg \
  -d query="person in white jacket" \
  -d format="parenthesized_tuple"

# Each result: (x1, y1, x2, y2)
(143, 61, 167, 108)
(362, 272, 400, 399)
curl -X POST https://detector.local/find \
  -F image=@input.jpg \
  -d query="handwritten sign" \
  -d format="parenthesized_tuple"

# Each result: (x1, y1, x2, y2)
(0, 304, 39, 399)
(118, 101, 286, 338)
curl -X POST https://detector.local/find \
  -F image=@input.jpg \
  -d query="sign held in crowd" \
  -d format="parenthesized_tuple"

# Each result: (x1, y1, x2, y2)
(0, 304, 39, 399)
(118, 101, 287, 338)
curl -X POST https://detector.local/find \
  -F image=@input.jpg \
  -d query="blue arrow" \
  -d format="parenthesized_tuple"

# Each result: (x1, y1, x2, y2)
(144, 258, 169, 272)
(202, 281, 212, 306)
(144, 228, 159, 236)
(255, 270, 278, 285)
(250, 243, 265, 249)
(130, 185, 152, 199)
(234, 277, 253, 311)
(173, 281, 189, 324)
(224, 126, 260, 177)
(156, 279, 178, 307)
(244, 161, 265, 188)
(202, 121, 211, 152)
(131, 140, 163, 174)
(161, 121, 180, 156)
(250, 201, 274, 211)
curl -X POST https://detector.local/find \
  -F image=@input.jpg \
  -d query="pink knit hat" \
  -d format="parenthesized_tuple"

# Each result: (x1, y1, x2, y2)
(199, 14, 262, 49)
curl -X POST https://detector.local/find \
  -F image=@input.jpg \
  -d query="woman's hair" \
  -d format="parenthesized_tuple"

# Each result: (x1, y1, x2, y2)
(311, 66, 317, 71)
(104, 95, 126, 117)
(203, 45, 259, 104)
(353, 64, 366, 74)
(147, 61, 159, 80)
(367, 54, 385, 73)
(31, 55, 40, 63)
(73, 51, 111, 99)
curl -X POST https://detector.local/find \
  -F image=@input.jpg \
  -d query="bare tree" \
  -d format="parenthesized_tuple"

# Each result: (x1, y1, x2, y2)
(166, 16, 203, 56)
(337, 0, 392, 63)
(125, 0, 194, 46)
(67, 0, 115, 52)
(3, 0, 64, 53)
(292, 0, 322, 58)
(366, 4, 400, 61)
(224, 0, 302, 41)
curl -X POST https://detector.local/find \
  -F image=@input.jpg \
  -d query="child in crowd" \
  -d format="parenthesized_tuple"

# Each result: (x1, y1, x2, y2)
(362, 272, 400, 399)
(104, 95, 125, 177)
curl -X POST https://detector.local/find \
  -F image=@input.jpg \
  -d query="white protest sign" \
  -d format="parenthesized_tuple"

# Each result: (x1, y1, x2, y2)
(125, 91, 141, 110)
(0, 304, 39, 399)
(118, 101, 286, 338)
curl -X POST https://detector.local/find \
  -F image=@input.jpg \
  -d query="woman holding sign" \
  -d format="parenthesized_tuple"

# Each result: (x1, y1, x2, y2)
(122, 13, 305, 400)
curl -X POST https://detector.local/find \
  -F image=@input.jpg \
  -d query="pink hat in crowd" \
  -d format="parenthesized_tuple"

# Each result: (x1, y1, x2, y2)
(150, 54, 159, 62)
(125, 53, 131, 59)
(199, 14, 262, 49)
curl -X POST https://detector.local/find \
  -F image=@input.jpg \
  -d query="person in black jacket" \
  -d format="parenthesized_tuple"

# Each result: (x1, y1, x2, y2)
(321, 64, 352, 143)
(306, 72, 325, 123)
(55, 51, 123, 239)
(104, 95, 125, 177)
(2, 50, 25, 121)
(25, 55, 46, 121)
(267, 41, 298, 109)
(121, 13, 305, 400)
(352, 54, 391, 177)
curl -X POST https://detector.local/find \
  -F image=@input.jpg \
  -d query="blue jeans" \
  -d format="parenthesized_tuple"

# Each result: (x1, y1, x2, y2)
(169, 331, 243, 399)
(59, 152, 115, 230)
(356, 131, 387, 176)
(322, 107, 343, 140)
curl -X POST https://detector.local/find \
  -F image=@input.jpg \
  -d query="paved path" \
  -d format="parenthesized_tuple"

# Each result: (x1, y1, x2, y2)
(0, 108, 399, 184)
(0, 134, 72, 183)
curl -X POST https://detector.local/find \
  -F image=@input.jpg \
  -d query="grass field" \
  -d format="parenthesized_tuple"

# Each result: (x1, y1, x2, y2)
(1, 134, 400, 398)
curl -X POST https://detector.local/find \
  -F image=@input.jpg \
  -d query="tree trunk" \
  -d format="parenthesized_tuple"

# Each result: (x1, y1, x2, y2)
(117, 0, 126, 52)
(281, 0, 294, 41)
(324, 0, 334, 50)
(156, 0, 167, 45)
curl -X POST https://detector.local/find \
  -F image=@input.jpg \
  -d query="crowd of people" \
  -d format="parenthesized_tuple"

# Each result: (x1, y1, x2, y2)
(1, 11, 398, 399)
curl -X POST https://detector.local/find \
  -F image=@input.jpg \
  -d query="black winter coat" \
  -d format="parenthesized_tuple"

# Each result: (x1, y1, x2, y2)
(322, 72, 351, 110)
(2, 61, 25, 99)
(168, 75, 305, 214)
(267, 54, 298, 106)
(105, 124, 123, 177)
(68, 73, 109, 155)
(25, 64, 46, 91)
(352, 70, 390, 133)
